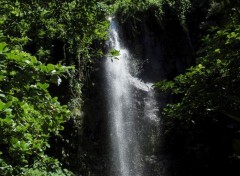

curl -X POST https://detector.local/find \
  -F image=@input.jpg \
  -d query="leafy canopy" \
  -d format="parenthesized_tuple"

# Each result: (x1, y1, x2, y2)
(0, 41, 74, 175)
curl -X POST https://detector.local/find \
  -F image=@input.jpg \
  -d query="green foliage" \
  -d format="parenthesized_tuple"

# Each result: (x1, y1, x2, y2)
(0, 43, 73, 174)
(0, 0, 111, 174)
(155, 7, 240, 168)
(21, 157, 74, 176)
(109, 49, 120, 57)
(108, 49, 120, 61)
(153, 3, 240, 173)
(156, 20, 240, 120)
(113, 0, 191, 23)
(0, 0, 110, 65)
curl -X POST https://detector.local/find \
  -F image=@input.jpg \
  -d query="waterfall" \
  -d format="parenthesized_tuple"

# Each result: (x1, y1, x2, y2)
(105, 17, 159, 176)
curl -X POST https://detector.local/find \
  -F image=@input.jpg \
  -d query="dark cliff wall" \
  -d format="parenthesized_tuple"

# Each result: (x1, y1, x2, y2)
(117, 5, 195, 82)
(79, 60, 110, 175)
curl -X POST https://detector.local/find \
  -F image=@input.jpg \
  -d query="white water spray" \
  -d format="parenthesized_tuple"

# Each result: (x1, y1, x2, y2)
(105, 17, 159, 176)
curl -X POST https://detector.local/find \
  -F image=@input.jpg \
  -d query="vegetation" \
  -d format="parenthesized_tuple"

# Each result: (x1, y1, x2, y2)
(113, 0, 191, 23)
(0, 0, 239, 175)
(0, 42, 73, 175)
(154, 0, 240, 175)
(0, 0, 110, 175)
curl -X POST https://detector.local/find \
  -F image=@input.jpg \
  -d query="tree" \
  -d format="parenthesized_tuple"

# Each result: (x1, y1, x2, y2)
(155, 3, 240, 175)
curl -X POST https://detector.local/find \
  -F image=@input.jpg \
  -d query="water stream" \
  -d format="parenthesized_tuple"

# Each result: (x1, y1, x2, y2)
(105, 17, 159, 176)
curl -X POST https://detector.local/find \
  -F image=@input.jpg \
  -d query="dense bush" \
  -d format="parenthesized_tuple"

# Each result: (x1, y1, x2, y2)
(0, 42, 73, 175)
(155, 1, 240, 175)
(113, 0, 191, 23)
(0, 0, 110, 175)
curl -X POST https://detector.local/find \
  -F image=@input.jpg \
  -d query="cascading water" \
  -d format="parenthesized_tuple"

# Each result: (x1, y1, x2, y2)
(105, 17, 160, 176)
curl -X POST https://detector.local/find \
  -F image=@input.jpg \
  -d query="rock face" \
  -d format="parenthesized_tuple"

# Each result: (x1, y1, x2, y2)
(118, 5, 195, 82)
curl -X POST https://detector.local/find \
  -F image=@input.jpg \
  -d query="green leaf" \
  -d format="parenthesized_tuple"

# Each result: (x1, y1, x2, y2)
(10, 71, 17, 76)
(0, 42, 9, 54)
(47, 64, 55, 71)
(109, 49, 120, 57)
(0, 100, 6, 111)
(214, 48, 221, 53)
(37, 83, 49, 90)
